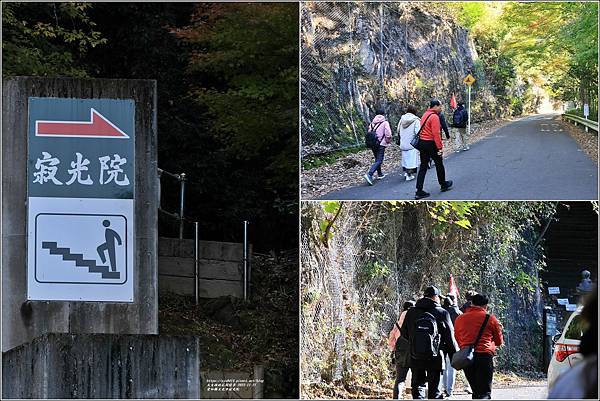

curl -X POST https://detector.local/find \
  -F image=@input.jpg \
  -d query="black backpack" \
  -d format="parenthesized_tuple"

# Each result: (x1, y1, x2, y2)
(452, 108, 467, 128)
(365, 121, 385, 149)
(411, 311, 441, 360)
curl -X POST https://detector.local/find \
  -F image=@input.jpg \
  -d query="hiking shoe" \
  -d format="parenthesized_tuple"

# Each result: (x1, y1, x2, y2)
(415, 190, 430, 200)
(463, 146, 470, 151)
(441, 180, 453, 192)
(363, 174, 374, 186)
(455, 149, 461, 153)
(376, 173, 387, 180)
(406, 174, 415, 181)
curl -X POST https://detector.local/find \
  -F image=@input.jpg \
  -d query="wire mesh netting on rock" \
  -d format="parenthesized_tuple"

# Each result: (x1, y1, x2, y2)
(300, 201, 552, 395)
(301, 2, 483, 158)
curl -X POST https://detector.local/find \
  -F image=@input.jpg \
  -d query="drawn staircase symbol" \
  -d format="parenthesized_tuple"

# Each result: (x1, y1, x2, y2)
(42, 241, 120, 279)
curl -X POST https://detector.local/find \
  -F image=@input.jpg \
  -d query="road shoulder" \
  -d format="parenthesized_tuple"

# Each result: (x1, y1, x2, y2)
(558, 116, 598, 165)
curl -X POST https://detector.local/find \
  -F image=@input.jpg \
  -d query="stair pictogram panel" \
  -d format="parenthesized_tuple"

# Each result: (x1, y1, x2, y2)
(41, 241, 120, 279)
(33, 212, 128, 286)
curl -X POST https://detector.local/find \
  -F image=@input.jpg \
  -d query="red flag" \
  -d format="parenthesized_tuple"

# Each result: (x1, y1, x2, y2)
(449, 274, 459, 301)
(450, 94, 457, 109)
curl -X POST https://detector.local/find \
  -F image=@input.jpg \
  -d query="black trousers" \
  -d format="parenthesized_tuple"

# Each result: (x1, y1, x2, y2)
(368, 144, 386, 176)
(393, 365, 410, 399)
(463, 353, 494, 399)
(416, 140, 446, 191)
(411, 368, 443, 399)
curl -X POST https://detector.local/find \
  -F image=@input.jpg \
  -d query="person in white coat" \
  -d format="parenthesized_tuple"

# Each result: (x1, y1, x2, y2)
(397, 105, 421, 181)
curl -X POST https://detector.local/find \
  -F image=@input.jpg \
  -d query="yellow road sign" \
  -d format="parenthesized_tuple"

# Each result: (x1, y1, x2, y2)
(464, 74, 476, 86)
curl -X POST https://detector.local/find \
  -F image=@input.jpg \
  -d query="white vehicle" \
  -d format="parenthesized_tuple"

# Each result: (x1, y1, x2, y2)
(547, 306, 585, 389)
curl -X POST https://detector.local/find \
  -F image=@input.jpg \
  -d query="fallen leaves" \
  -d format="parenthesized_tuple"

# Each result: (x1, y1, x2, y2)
(559, 118, 598, 165)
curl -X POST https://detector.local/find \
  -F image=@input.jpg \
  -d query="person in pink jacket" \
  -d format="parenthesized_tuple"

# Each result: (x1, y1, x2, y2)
(364, 108, 393, 186)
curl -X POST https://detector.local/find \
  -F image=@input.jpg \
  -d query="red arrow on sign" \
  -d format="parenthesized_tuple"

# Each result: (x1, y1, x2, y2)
(35, 108, 129, 138)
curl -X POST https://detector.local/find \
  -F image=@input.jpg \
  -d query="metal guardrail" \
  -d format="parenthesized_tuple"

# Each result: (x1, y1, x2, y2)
(562, 113, 598, 132)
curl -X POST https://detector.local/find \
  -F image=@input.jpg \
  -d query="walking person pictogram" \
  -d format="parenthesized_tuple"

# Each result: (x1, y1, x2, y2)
(97, 220, 122, 272)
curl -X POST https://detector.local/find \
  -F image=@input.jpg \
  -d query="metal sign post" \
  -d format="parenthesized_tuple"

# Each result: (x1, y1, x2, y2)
(194, 221, 199, 306)
(179, 173, 187, 239)
(243, 221, 249, 301)
(27, 97, 135, 302)
(464, 74, 476, 138)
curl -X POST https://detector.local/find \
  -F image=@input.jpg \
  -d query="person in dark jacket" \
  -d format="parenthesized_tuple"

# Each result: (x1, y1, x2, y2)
(401, 286, 459, 399)
(388, 300, 416, 399)
(451, 102, 469, 152)
(441, 294, 463, 397)
(439, 112, 451, 140)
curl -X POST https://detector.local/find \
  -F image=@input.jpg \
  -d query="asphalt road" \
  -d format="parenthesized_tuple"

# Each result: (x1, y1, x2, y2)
(322, 114, 598, 200)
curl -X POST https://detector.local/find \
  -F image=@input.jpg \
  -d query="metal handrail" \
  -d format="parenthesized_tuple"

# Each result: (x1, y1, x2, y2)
(562, 113, 598, 132)
(157, 168, 187, 238)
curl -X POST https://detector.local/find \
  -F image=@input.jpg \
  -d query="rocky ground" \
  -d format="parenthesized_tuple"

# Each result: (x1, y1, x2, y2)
(301, 117, 516, 199)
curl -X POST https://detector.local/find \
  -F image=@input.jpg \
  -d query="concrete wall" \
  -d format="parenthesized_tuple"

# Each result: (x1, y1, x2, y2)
(2, 77, 159, 351)
(158, 237, 250, 298)
(2, 333, 200, 399)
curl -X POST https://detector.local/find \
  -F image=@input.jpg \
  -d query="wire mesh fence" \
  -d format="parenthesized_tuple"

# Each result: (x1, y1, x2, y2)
(300, 202, 547, 390)
(301, 2, 385, 157)
(301, 203, 406, 385)
(300, 2, 475, 158)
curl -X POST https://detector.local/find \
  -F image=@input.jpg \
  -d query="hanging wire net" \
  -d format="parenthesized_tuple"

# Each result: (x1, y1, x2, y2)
(300, 202, 549, 396)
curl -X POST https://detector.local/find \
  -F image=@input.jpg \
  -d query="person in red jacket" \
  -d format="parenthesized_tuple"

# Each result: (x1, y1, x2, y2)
(415, 99, 453, 199)
(454, 293, 504, 399)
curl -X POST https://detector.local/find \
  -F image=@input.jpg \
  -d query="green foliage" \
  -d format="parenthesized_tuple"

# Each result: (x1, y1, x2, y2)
(357, 261, 391, 286)
(319, 201, 343, 247)
(3, 3, 299, 250)
(177, 4, 299, 224)
(2, 3, 106, 77)
(500, 2, 598, 104)
(450, 2, 598, 113)
(565, 108, 599, 123)
(428, 201, 479, 232)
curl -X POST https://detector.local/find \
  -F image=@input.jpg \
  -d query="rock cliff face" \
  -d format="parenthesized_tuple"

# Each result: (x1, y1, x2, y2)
(301, 2, 502, 155)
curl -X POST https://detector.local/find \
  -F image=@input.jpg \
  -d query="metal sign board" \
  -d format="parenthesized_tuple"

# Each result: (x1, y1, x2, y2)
(463, 74, 476, 86)
(546, 314, 557, 335)
(548, 287, 560, 295)
(583, 103, 589, 118)
(557, 298, 569, 305)
(565, 304, 578, 312)
(27, 97, 135, 302)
